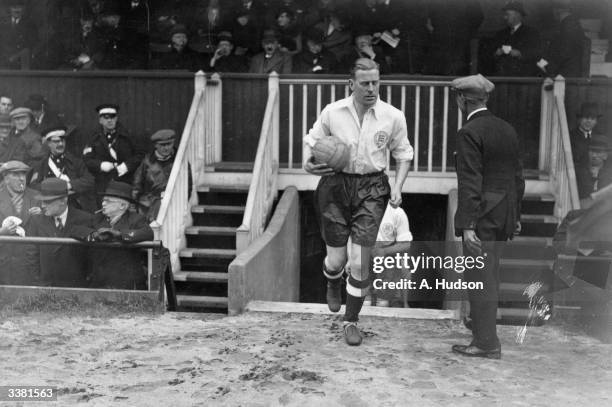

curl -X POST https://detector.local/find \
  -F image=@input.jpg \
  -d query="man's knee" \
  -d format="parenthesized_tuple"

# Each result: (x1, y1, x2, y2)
(325, 246, 348, 271)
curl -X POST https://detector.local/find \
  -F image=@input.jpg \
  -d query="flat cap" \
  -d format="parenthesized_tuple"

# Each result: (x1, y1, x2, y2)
(9, 107, 33, 119)
(451, 74, 495, 98)
(0, 113, 11, 128)
(0, 160, 30, 174)
(502, 1, 527, 16)
(95, 103, 119, 115)
(151, 129, 176, 143)
(42, 125, 68, 142)
(590, 135, 610, 152)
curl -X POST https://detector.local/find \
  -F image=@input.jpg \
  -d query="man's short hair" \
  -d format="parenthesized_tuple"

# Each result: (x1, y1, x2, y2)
(350, 58, 379, 78)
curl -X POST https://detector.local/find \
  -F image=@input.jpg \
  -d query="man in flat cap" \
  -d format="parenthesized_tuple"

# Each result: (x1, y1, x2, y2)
(451, 74, 524, 359)
(86, 180, 153, 290)
(132, 129, 179, 222)
(31, 126, 95, 213)
(83, 104, 142, 208)
(26, 178, 94, 287)
(575, 135, 612, 208)
(491, 1, 541, 77)
(0, 160, 40, 285)
(9, 107, 44, 167)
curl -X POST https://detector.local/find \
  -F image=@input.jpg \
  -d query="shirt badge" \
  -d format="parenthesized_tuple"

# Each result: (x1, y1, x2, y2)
(375, 131, 389, 148)
(381, 222, 395, 239)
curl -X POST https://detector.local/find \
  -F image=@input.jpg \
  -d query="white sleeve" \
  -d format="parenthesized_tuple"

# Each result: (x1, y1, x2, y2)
(394, 208, 413, 242)
(389, 112, 414, 162)
(303, 107, 331, 167)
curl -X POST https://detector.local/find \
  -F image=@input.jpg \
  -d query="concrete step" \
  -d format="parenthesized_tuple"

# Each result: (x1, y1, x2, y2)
(504, 236, 556, 260)
(499, 258, 554, 284)
(519, 214, 559, 237)
(497, 307, 546, 326)
(174, 271, 228, 283)
(176, 295, 228, 309)
(499, 282, 551, 302)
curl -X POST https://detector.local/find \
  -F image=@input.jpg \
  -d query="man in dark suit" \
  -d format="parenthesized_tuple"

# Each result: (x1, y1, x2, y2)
(491, 1, 541, 77)
(26, 178, 93, 287)
(208, 31, 248, 73)
(570, 102, 602, 169)
(452, 74, 525, 359)
(0, 0, 38, 69)
(249, 31, 292, 74)
(575, 135, 612, 207)
(83, 104, 142, 208)
(86, 181, 153, 290)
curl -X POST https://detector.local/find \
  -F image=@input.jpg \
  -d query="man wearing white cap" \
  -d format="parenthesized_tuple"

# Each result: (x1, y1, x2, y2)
(83, 104, 142, 207)
(31, 126, 95, 212)
(451, 74, 524, 359)
(8, 106, 44, 167)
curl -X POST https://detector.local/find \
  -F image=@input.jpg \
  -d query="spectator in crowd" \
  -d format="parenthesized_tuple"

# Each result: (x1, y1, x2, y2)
(491, 1, 541, 77)
(86, 180, 153, 290)
(340, 31, 389, 74)
(83, 104, 142, 207)
(0, 94, 14, 114)
(24, 94, 63, 133)
(149, 0, 197, 45)
(229, 0, 267, 33)
(575, 135, 612, 207)
(0, 113, 26, 165)
(132, 129, 177, 222)
(208, 31, 248, 73)
(31, 126, 95, 213)
(26, 178, 94, 287)
(266, 0, 308, 28)
(293, 27, 336, 74)
(121, 0, 150, 69)
(0, 0, 38, 70)
(9, 107, 45, 167)
(190, 0, 226, 57)
(272, 8, 302, 56)
(61, 13, 103, 71)
(571, 102, 602, 168)
(538, 0, 586, 78)
(152, 24, 198, 70)
(231, 7, 263, 58)
(249, 30, 292, 74)
(0, 160, 40, 285)
(96, 8, 126, 69)
(313, 10, 352, 64)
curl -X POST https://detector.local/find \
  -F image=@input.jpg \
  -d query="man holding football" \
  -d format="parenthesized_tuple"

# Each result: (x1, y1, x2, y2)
(303, 57, 413, 346)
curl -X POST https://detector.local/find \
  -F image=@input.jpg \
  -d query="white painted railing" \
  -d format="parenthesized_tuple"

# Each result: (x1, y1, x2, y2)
(151, 71, 223, 273)
(236, 73, 280, 254)
(279, 78, 461, 173)
(540, 75, 580, 219)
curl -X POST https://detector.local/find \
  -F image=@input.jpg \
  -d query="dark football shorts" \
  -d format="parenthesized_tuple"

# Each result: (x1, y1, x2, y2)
(314, 171, 390, 247)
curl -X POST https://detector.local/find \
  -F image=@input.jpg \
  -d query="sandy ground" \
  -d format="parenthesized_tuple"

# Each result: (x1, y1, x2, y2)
(0, 310, 611, 407)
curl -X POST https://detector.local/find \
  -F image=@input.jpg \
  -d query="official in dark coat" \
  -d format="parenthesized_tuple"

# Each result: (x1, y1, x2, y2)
(0, 160, 40, 285)
(26, 178, 93, 287)
(452, 74, 525, 359)
(31, 126, 96, 213)
(83, 104, 142, 208)
(491, 1, 541, 77)
(570, 102, 602, 169)
(86, 181, 153, 290)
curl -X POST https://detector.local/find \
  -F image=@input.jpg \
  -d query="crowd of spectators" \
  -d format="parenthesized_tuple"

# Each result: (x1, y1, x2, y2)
(0, 0, 592, 77)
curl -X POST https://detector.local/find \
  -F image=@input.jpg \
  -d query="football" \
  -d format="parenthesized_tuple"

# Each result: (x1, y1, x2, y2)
(312, 135, 350, 172)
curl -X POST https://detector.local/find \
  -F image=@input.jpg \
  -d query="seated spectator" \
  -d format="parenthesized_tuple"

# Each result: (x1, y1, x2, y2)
(491, 1, 541, 77)
(231, 8, 262, 58)
(9, 107, 44, 167)
(0, 0, 37, 70)
(24, 94, 63, 133)
(31, 126, 95, 213)
(313, 10, 352, 64)
(538, 0, 586, 78)
(339, 31, 389, 74)
(0, 160, 40, 285)
(60, 13, 103, 71)
(571, 102, 601, 168)
(249, 31, 292, 74)
(576, 135, 612, 207)
(190, 0, 226, 57)
(26, 178, 94, 287)
(151, 24, 198, 71)
(86, 180, 153, 290)
(272, 8, 302, 56)
(0, 113, 26, 165)
(0, 94, 13, 114)
(293, 28, 336, 74)
(208, 31, 248, 73)
(266, 0, 308, 28)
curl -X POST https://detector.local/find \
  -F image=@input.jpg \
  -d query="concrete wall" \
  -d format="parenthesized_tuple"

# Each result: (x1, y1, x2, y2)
(228, 187, 300, 315)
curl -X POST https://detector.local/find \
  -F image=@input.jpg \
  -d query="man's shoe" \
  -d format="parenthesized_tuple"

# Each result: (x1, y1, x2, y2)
(326, 281, 342, 312)
(452, 344, 501, 359)
(344, 322, 362, 346)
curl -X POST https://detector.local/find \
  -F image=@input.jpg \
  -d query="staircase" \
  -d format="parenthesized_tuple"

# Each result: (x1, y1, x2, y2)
(497, 192, 558, 325)
(174, 185, 248, 312)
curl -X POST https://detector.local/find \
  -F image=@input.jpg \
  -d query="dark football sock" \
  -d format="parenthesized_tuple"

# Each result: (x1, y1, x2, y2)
(344, 294, 365, 322)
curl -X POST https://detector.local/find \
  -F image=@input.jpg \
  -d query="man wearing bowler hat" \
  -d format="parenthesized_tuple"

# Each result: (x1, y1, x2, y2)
(32, 126, 95, 213)
(83, 104, 142, 208)
(86, 180, 153, 289)
(571, 102, 603, 168)
(452, 74, 524, 359)
(9, 106, 44, 167)
(26, 178, 93, 287)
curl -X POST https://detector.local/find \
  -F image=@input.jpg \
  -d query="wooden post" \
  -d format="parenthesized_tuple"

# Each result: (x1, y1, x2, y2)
(212, 72, 223, 163)
(539, 77, 554, 173)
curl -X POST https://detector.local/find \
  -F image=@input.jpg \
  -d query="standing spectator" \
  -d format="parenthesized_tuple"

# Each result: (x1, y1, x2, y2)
(0, 160, 40, 285)
(491, 1, 541, 77)
(24, 94, 63, 133)
(575, 135, 612, 206)
(83, 104, 142, 207)
(0, 94, 14, 114)
(0, 0, 38, 69)
(86, 180, 153, 290)
(152, 24, 198, 71)
(208, 31, 248, 73)
(538, 0, 586, 78)
(0, 113, 26, 165)
(293, 27, 336, 74)
(26, 178, 94, 287)
(571, 102, 602, 169)
(132, 129, 177, 222)
(9, 107, 45, 167)
(32, 126, 95, 213)
(249, 31, 292, 74)
(452, 74, 524, 359)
